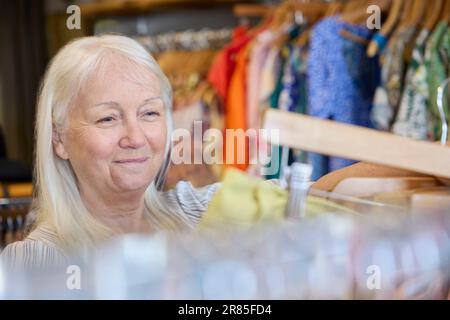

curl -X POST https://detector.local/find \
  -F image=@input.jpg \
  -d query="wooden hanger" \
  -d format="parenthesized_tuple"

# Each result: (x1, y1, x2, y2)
(339, 0, 369, 25)
(339, 0, 390, 45)
(332, 177, 440, 197)
(368, 186, 449, 207)
(270, 0, 307, 32)
(402, 0, 427, 62)
(397, 0, 414, 28)
(263, 109, 450, 179)
(268, 1, 330, 49)
(405, 0, 426, 28)
(273, 0, 329, 29)
(292, 1, 330, 21)
(422, 0, 443, 30)
(441, 0, 450, 23)
(312, 162, 431, 192)
(324, 0, 344, 17)
(367, 0, 403, 57)
(292, 1, 331, 47)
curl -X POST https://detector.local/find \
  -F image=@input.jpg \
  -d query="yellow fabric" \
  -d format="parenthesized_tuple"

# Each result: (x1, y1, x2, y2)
(200, 169, 357, 229)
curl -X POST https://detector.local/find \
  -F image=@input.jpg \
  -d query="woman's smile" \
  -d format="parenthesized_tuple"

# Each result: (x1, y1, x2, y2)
(113, 156, 149, 164)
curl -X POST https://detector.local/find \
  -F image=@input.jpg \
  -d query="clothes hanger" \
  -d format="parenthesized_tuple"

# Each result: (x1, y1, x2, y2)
(340, 0, 370, 25)
(312, 162, 431, 192)
(262, 109, 450, 180)
(405, 0, 426, 28)
(269, 0, 329, 49)
(309, 188, 404, 209)
(372, 186, 450, 207)
(331, 177, 440, 197)
(381, 0, 413, 59)
(292, 1, 331, 47)
(423, 0, 443, 31)
(398, 0, 414, 28)
(339, 0, 390, 44)
(367, 0, 403, 57)
(324, 0, 344, 17)
(442, 0, 450, 23)
(402, 0, 427, 62)
(269, 1, 293, 31)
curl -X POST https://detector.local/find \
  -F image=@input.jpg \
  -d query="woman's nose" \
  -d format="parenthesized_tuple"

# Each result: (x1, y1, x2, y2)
(119, 120, 146, 149)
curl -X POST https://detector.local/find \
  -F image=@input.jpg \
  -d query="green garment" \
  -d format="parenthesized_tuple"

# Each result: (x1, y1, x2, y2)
(425, 22, 450, 139)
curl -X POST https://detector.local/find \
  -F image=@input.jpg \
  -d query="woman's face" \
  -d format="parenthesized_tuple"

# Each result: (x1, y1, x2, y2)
(54, 58, 168, 196)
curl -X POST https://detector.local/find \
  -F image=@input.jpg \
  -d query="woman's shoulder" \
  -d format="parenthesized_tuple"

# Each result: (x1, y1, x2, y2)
(0, 225, 68, 270)
(162, 181, 221, 222)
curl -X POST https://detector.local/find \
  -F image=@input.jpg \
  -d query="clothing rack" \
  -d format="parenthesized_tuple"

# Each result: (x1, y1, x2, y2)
(135, 28, 232, 53)
(233, 2, 330, 17)
(80, 0, 251, 17)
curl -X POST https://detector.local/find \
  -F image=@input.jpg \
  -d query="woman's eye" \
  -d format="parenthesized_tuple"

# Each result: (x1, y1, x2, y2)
(143, 111, 160, 119)
(96, 116, 116, 124)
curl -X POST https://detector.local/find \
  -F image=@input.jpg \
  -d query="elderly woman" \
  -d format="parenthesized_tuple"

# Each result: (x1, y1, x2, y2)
(0, 35, 219, 269)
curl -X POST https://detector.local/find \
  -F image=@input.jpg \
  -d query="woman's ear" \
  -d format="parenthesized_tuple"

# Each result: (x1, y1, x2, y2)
(52, 124, 69, 160)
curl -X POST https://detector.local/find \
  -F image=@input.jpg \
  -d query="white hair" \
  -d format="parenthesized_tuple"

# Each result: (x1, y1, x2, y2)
(34, 35, 192, 255)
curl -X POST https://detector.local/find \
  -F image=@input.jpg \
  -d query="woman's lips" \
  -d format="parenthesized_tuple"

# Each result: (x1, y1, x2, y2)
(113, 157, 149, 164)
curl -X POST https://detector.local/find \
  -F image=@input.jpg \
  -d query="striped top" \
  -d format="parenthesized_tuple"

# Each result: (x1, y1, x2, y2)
(0, 181, 220, 270)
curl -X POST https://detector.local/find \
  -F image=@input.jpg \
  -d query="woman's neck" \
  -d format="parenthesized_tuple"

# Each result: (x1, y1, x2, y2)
(79, 184, 151, 234)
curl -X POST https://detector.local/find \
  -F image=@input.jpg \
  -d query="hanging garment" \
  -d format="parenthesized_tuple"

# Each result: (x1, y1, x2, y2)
(246, 28, 286, 178)
(307, 16, 380, 180)
(259, 46, 283, 106)
(207, 26, 250, 102)
(384, 27, 417, 113)
(425, 21, 450, 139)
(246, 28, 286, 131)
(263, 25, 302, 180)
(278, 44, 308, 113)
(263, 46, 286, 181)
(278, 44, 309, 170)
(371, 27, 416, 130)
(225, 45, 250, 171)
(392, 29, 431, 140)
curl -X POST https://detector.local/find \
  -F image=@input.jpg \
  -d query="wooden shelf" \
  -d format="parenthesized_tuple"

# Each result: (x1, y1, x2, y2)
(80, 0, 255, 18)
(232, 4, 273, 17)
(233, 2, 329, 18)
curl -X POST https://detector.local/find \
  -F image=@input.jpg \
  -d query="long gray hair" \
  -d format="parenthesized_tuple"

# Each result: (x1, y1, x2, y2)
(34, 35, 192, 254)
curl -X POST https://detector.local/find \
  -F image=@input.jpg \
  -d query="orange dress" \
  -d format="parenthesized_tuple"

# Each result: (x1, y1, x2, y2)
(225, 46, 251, 171)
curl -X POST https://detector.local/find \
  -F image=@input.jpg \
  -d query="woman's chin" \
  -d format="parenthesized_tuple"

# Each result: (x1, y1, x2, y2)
(113, 175, 154, 193)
